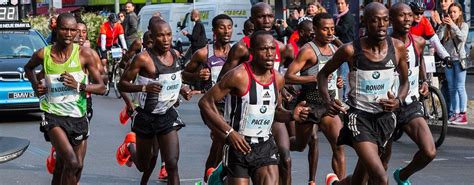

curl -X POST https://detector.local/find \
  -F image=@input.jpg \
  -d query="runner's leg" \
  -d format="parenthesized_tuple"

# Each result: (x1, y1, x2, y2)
(48, 127, 81, 185)
(272, 122, 291, 185)
(158, 130, 180, 185)
(319, 116, 346, 178)
(353, 141, 387, 185)
(140, 137, 159, 185)
(72, 140, 87, 182)
(399, 117, 436, 180)
(307, 127, 319, 183)
(290, 121, 314, 151)
(252, 165, 279, 185)
(128, 137, 154, 172)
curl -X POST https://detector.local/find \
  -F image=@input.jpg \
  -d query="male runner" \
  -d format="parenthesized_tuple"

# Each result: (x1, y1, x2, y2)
(182, 14, 233, 182)
(24, 13, 106, 185)
(318, 3, 409, 185)
(386, 3, 436, 185)
(218, 3, 295, 184)
(285, 13, 345, 183)
(115, 19, 189, 185)
(243, 19, 254, 37)
(199, 30, 309, 185)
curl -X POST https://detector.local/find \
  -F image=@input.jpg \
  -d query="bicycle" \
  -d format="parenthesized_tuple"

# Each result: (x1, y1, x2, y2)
(104, 47, 123, 99)
(392, 59, 448, 148)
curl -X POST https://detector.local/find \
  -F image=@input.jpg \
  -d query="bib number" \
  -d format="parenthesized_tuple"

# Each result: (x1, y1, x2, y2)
(240, 105, 275, 137)
(46, 74, 80, 103)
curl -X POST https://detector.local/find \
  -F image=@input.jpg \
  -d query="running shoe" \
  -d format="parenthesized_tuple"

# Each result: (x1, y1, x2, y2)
(394, 168, 412, 185)
(119, 106, 130, 125)
(204, 167, 215, 183)
(46, 147, 56, 174)
(448, 113, 458, 124)
(116, 132, 136, 166)
(159, 164, 168, 180)
(325, 173, 339, 185)
(452, 113, 468, 125)
(208, 163, 224, 185)
(308, 181, 316, 185)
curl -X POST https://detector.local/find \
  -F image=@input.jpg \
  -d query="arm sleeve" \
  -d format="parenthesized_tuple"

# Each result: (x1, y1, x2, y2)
(430, 34, 450, 59)
(100, 34, 106, 51)
(119, 34, 128, 50)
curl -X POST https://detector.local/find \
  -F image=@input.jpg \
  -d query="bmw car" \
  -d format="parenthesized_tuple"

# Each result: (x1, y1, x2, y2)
(0, 26, 46, 111)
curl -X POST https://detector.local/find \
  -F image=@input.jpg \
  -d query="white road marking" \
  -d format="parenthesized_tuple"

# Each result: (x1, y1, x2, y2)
(465, 157, 474, 159)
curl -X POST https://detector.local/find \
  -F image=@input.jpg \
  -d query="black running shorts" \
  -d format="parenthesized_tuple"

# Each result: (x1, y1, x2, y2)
(223, 137, 279, 178)
(40, 113, 89, 146)
(395, 101, 425, 128)
(132, 107, 185, 139)
(338, 108, 396, 153)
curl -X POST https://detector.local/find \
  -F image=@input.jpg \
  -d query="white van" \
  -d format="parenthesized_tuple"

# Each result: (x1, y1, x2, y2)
(138, 0, 251, 47)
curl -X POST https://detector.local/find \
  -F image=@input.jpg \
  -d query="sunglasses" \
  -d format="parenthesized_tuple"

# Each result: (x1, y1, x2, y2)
(414, 12, 424, 15)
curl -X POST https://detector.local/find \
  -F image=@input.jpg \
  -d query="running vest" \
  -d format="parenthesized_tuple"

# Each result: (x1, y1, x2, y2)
(228, 63, 278, 144)
(348, 37, 397, 113)
(204, 43, 227, 89)
(135, 50, 182, 114)
(41, 44, 87, 118)
(242, 36, 281, 71)
(300, 42, 337, 102)
(392, 34, 421, 105)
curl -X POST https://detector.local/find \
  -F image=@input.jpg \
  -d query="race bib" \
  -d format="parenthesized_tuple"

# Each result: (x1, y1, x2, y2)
(45, 74, 81, 103)
(240, 104, 275, 138)
(211, 66, 223, 85)
(318, 60, 337, 90)
(356, 69, 395, 103)
(406, 67, 420, 104)
(157, 71, 182, 103)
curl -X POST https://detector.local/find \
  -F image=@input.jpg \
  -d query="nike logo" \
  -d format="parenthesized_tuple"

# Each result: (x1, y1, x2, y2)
(210, 60, 222, 65)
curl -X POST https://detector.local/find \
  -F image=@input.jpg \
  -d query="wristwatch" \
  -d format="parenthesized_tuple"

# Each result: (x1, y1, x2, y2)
(225, 128, 234, 138)
(79, 83, 86, 92)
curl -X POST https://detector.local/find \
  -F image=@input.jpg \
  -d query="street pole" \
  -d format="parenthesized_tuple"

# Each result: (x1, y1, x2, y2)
(115, 0, 120, 14)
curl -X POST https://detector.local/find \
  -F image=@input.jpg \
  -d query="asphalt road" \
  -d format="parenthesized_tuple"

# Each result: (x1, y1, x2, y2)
(1, 94, 474, 185)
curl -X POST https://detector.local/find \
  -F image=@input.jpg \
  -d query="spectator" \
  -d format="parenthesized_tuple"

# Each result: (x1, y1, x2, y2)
(118, 11, 126, 24)
(304, 2, 325, 19)
(181, 9, 208, 53)
(97, 13, 128, 73)
(46, 16, 57, 44)
(285, 4, 326, 43)
(335, 0, 355, 101)
(431, 0, 454, 28)
(437, 3, 469, 125)
(123, 2, 139, 48)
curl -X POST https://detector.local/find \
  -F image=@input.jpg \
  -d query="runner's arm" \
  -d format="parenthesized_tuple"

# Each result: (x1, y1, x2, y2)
(285, 47, 318, 84)
(217, 42, 249, 81)
(119, 53, 146, 93)
(120, 39, 141, 67)
(81, 48, 106, 95)
(24, 49, 45, 96)
(182, 47, 206, 83)
(275, 73, 309, 123)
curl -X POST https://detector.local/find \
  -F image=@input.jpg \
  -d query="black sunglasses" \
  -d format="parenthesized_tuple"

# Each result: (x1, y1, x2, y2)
(414, 12, 424, 15)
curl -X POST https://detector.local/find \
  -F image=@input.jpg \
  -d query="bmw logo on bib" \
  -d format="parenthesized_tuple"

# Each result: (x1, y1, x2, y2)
(260, 106, 267, 114)
(171, 74, 176, 80)
(372, 71, 380, 79)
(408, 69, 412, 76)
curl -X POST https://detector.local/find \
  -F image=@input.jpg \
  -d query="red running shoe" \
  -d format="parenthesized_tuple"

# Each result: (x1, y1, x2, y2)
(159, 164, 168, 180)
(46, 147, 56, 174)
(116, 132, 136, 166)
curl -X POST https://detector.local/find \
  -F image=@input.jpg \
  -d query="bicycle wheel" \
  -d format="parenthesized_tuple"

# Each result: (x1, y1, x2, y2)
(423, 86, 448, 148)
(112, 62, 122, 99)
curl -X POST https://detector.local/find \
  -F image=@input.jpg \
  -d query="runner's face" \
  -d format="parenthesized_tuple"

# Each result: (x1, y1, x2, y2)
(56, 18, 78, 45)
(252, 8, 274, 31)
(336, 0, 348, 14)
(315, 18, 334, 44)
(366, 9, 389, 41)
(300, 25, 314, 42)
(243, 23, 254, 36)
(391, 7, 413, 34)
(449, 6, 461, 21)
(213, 19, 233, 44)
(251, 34, 276, 70)
(151, 23, 172, 52)
(144, 37, 154, 49)
(441, 0, 453, 12)
(75, 23, 87, 46)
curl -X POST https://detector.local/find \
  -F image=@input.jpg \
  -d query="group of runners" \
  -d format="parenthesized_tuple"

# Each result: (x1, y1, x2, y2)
(24, 1, 439, 185)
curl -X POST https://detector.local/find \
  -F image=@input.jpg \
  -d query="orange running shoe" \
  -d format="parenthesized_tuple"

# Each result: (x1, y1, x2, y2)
(46, 147, 56, 174)
(119, 106, 130, 125)
(204, 167, 215, 183)
(158, 164, 168, 180)
(325, 173, 339, 185)
(116, 132, 136, 166)
(308, 181, 316, 185)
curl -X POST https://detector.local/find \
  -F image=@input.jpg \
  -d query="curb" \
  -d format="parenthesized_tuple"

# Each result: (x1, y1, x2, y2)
(429, 124, 474, 140)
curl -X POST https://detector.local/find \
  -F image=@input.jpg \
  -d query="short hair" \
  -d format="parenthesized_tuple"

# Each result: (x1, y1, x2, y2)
(125, 2, 135, 7)
(244, 19, 253, 27)
(149, 19, 169, 33)
(56, 13, 76, 27)
(312, 13, 333, 28)
(298, 20, 313, 31)
(334, 0, 349, 4)
(143, 31, 152, 41)
(212, 14, 233, 29)
(249, 30, 272, 49)
(148, 16, 164, 30)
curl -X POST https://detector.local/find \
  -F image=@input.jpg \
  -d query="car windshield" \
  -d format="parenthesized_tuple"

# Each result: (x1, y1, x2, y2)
(0, 30, 46, 59)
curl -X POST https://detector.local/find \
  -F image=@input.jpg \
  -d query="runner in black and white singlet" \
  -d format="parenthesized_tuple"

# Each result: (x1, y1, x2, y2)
(115, 19, 193, 185)
(24, 13, 106, 185)
(183, 14, 234, 182)
(285, 13, 346, 182)
(199, 31, 309, 185)
(383, 3, 435, 185)
(317, 3, 409, 185)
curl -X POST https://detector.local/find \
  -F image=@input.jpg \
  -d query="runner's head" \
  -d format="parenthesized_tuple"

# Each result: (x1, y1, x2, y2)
(243, 19, 254, 36)
(143, 31, 153, 49)
(313, 12, 334, 45)
(75, 21, 88, 46)
(249, 31, 276, 70)
(364, 2, 389, 41)
(297, 20, 314, 44)
(409, 1, 425, 23)
(250, 2, 274, 32)
(55, 13, 78, 46)
(390, 3, 413, 35)
(149, 19, 172, 52)
(212, 14, 233, 44)
(148, 16, 163, 31)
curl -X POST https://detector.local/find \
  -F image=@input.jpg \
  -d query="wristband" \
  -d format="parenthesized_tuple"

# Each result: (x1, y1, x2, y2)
(76, 83, 81, 93)
(80, 83, 86, 92)
(225, 128, 234, 138)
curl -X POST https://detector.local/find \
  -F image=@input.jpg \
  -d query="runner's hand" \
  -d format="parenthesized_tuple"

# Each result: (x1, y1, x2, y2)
(61, 72, 78, 89)
(326, 99, 347, 117)
(293, 101, 310, 122)
(228, 131, 251, 154)
(180, 86, 193, 101)
(379, 91, 399, 112)
(34, 80, 47, 97)
(126, 103, 135, 116)
(282, 88, 293, 102)
(145, 83, 162, 94)
(199, 68, 211, 81)
(336, 76, 343, 89)
(419, 82, 429, 97)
